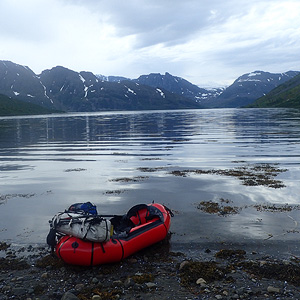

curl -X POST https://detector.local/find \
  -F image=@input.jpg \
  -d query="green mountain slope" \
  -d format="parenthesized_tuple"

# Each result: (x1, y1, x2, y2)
(0, 94, 60, 116)
(248, 73, 300, 108)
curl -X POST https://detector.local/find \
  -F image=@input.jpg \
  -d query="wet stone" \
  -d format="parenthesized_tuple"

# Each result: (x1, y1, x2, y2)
(12, 287, 27, 296)
(75, 283, 84, 291)
(196, 277, 207, 285)
(145, 282, 156, 288)
(41, 272, 48, 279)
(91, 277, 98, 284)
(113, 280, 123, 287)
(267, 285, 280, 293)
(124, 277, 135, 288)
(61, 291, 79, 300)
(179, 260, 189, 270)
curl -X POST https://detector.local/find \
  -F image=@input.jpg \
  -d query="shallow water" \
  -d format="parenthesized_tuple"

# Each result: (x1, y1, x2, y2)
(0, 108, 300, 255)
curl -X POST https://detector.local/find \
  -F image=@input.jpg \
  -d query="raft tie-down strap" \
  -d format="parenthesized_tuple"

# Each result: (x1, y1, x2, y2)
(58, 236, 72, 258)
(105, 219, 109, 241)
(100, 242, 105, 254)
(162, 222, 169, 235)
(90, 242, 94, 266)
(119, 239, 125, 260)
(112, 238, 124, 260)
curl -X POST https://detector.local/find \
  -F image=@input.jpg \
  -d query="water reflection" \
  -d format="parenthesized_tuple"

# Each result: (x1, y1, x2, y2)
(1, 108, 299, 146)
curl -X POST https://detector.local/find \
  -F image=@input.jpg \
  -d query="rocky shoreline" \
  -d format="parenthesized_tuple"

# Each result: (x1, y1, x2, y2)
(2, 238, 300, 300)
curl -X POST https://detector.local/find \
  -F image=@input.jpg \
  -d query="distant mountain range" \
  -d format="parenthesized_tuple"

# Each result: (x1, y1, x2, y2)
(133, 72, 224, 104)
(200, 70, 299, 108)
(0, 60, 299, 114)
(0, 61, 200, 112)
(129, 70, 299, 108)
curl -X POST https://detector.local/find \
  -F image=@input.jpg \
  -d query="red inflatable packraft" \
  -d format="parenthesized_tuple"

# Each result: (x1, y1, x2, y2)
(55, 203, 172, 266)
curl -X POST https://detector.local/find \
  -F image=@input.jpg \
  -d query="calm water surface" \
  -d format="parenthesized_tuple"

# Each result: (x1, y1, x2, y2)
(1, 108, 300, 254)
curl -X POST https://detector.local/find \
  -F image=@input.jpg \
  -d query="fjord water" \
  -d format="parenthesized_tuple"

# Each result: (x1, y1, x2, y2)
(0, 108, 300, 254)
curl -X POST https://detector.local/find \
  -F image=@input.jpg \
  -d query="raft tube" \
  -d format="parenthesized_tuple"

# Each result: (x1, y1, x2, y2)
(56, 203, 171, 266)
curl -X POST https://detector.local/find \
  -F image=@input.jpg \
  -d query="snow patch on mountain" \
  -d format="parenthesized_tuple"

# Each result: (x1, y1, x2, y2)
(39, 80, 53, 104)
(125, 86, 136, 95)
(248, 72, 261, 77)
(79, 74, 85, 83)
(156, 88, 165, 98)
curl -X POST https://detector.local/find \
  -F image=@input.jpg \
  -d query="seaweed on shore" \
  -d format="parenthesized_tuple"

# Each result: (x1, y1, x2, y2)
(104, 189, 127, 195)
(238, 260, 300, 287)
(35, 254, 65, 269)
(215, 249, 246, 259)
(110, 176, 149, 182)
(64, 168, 87, 172)
(137, 167, 167, 172)
(0, 193, 36, 202)
(179, 261, 232, 286)
(253, 204, 295, 212)
(197, 200, 240, 216)
(197, 199, 300, 216)
(0, 242, 10, 251)
(130, 273, 155, 284)
(169, 163, 287, 188)
(0, 257, 30, 270)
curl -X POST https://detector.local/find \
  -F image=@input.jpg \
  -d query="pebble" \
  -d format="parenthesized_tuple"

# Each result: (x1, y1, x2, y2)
(145, 282, 157, 288)
(61, 291, 79, 300)
(75, 283, 85, 291)
(2, 285, 11, 291)
(179, 260, 189, 270)
(91, 277, 98, 284)
(127, 258, 137, 264)
(12, 287, 27, 296)
(267, 285, 280, 293)
(135, 272, 143, 276)
(113, 280, 123, 286)
(92, 295, 101, 300)
(196, 277, 207, 285)
(124, 277, 135, 288)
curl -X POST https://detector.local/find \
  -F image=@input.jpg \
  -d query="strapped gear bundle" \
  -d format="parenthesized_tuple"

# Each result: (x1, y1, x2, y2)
(47, 202, 112, 250)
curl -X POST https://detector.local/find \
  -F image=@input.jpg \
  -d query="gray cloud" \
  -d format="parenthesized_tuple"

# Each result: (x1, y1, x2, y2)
(65, 0, 254, 47)
(0, 0, 299, 87)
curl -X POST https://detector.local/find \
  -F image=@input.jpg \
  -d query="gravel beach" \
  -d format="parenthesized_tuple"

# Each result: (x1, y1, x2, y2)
(2, 231, 300, 300)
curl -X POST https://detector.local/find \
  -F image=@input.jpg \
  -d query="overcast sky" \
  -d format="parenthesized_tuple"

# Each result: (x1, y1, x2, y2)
(0, 0, 299, 87)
